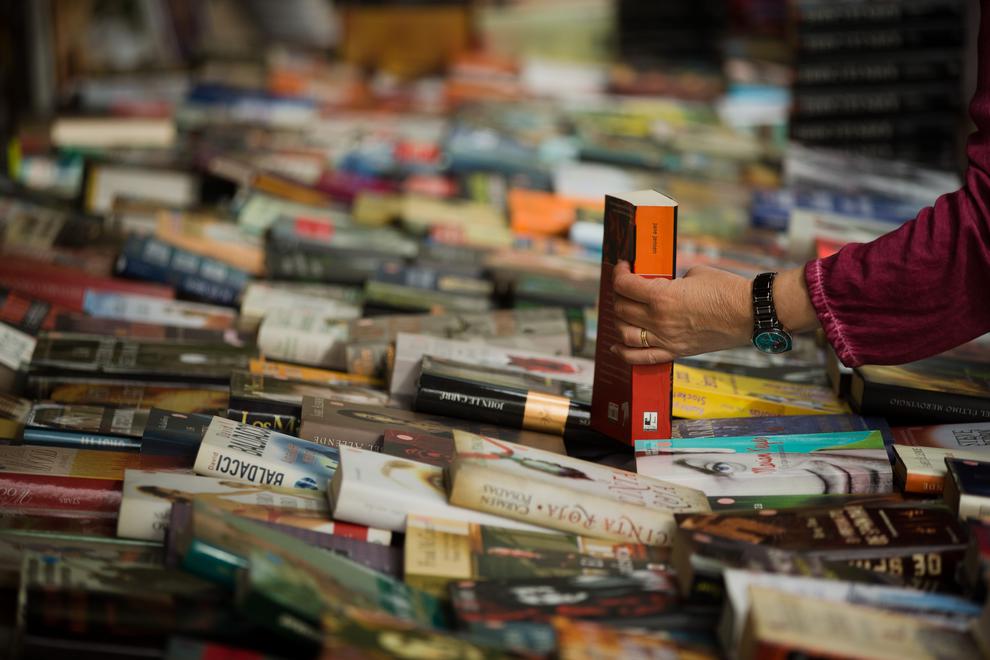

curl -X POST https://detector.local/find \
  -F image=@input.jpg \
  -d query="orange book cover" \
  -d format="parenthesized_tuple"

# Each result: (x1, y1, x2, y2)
(591, 191, 677, 444)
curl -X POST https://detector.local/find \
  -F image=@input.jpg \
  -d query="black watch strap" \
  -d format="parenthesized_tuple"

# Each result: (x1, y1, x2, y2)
(752, 272, 782, 330)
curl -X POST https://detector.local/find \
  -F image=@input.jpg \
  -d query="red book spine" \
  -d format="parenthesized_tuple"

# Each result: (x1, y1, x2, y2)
(0, 256, 174, 312)
(0, 473, 122, 514)
(591, 193, 676, 444)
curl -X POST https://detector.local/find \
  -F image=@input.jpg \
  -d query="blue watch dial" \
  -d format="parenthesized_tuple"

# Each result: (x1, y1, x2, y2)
(753, 330, 793, 354)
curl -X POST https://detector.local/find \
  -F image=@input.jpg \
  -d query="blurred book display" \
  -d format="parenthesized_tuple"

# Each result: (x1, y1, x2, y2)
(0, 0, 984, 658)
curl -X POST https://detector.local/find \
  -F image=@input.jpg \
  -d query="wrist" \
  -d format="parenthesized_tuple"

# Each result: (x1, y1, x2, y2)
(772, 267, 819, 333)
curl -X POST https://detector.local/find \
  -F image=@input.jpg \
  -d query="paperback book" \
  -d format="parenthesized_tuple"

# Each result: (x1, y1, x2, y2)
(193, 416, 340, 491)
(943, 457, 990, 520)
(446, 431, 710, 545)
(591, 190, 677, 443)
(893, 444, 990, 494)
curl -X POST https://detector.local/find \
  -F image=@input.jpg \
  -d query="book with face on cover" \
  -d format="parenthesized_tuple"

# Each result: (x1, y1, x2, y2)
(193, 416, 339, 492)
(893, 445, 990, 494)
(404, 514, 670, 598)
(739, 587, 982, 660)
(328, 445, 557, 535)
(446, 431, 710, 546)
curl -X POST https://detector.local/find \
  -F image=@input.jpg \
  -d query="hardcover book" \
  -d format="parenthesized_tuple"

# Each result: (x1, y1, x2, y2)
(328, 445, 556, 534)
(892, 421, 990, 449)
(140, 409, 213, 457)
(403, 514, 670, 597)
(893, 444, 990, 494)
(25, 403, 149, 438)
(943, 457, 990, 520)
(0, 445, 184, 480)
(591, 190, 677, 444)
(229, 369, 388, 418)
(193, 416, 339, 491)
(27, 377, 229, 414)
(446, 431, 710, 545)
(670, 413, 887, 439)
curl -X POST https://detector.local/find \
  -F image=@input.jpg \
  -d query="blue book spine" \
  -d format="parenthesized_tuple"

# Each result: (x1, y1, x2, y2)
(117, 236, 247, 307)
(21, 428, 142, 451)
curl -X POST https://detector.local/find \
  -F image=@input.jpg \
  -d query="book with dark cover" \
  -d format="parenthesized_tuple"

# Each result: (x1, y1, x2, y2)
(25, 403, 149, 438)
(591, 191, 677, 444)
(54, 313, 250, 345)
(226, 408, 299, 437)
(706, 492, 911, 513)
(0, 287, 56, 335)
(298, 396, 566, 454)
(380, 429, 454, 467)
(228, 370, 388, 419)
(851, 357, 990, 423)
(29, 335, 254, 384)
(115, 234, 249, 307)
(413, 372, 590, 437)
(265, 247, 399, 285)
(418, 354, 590, 404)
(794, 50, 964, 87)
(670, 413, 891, 441)
(943, 457, 990, 520)
(27, 377, 229, 415)
(140, 409, 213, 458)
(20, 428, 143, 451)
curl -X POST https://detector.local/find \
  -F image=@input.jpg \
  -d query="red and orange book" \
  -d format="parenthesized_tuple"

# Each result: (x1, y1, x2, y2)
(591, 191, 677, 444)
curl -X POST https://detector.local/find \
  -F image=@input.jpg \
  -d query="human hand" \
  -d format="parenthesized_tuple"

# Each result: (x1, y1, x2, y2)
(609, 261, 753, 365)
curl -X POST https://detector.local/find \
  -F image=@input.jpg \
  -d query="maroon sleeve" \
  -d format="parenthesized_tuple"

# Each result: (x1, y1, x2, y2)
(805, 1, 990, 367)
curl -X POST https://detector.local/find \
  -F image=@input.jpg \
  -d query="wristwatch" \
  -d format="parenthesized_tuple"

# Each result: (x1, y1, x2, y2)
(751, 272, 793, 354)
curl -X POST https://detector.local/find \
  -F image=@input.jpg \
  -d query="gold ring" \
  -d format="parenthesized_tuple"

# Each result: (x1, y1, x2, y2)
(640, 328, 650, 348)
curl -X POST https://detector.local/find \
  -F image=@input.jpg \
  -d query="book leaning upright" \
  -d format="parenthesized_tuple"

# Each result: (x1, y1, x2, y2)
(591, 190, 677, 444)
(446, 430, 709, 546)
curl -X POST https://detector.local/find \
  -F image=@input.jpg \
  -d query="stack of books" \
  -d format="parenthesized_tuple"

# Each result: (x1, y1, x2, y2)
(0, 4, 985, 657)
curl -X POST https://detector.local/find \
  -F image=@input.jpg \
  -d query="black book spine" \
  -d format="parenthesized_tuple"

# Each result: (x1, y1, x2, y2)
(795, 22, 965, 56)
(414, 374, 590, 436)
(791, 84, 962, 118)
(225, 408, 299, 436)
(792, 0, 966, 28)
(794, 52, 963, 87)
(852, 373, 990, 423)
(226, 392, 301, 419)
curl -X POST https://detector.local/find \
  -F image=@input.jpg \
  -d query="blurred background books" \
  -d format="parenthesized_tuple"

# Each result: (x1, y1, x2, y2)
(0, 0, 986, 658)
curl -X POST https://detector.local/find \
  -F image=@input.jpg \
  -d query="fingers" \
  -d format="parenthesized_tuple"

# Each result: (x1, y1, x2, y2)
(613, 261, 665, 304)
(610, 345, 676, 365)
(613, 295, 653, 328)
(615, 319, 661, 348)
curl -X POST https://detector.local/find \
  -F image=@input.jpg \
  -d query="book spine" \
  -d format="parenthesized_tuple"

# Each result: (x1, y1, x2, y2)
(853, 378, 990, 423)
(330, 477, 409, 532)
(791, 85, 962, 118)
(194, 445, 304, 490)
(20, 428, 142, 452)
(252, 519, 401, 576)
(414, 380, 589, 436)
(793, 0, 965, 27)
(264, 248, 387, 285)
(0, 473, 121, 513)
(0, 322, 36, 371)
(225, 408, 299, 436)
(297, 421, 382, 451)
(0, 288, 55, 334)
(794, 53, 963, 87)
(447, 459, 677, 546)
(795, 23, 964, 56)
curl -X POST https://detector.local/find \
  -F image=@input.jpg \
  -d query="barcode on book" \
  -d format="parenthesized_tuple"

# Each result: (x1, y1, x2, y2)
(643, 412, 658, 432)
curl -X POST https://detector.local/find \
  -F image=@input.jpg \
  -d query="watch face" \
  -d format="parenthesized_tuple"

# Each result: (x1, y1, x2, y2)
(753, 330, 793, 354)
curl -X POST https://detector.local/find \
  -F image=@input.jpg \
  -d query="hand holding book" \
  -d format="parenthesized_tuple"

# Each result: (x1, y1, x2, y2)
(609, 261, 819, 364)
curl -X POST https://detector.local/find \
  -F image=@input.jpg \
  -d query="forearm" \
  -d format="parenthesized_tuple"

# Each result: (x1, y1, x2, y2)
(774, 266, 820, 334)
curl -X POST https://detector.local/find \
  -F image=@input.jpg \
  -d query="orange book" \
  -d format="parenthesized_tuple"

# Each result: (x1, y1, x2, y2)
(508, 189, 601, 236)
(591, 191, 677, 444)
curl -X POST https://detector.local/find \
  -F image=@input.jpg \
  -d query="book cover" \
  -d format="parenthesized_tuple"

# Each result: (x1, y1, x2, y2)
(249, 358, 381, 387)
(740, 587, 980, 660)
(226, 408, 299, 436)
(636, 430, 885, 456)
(403, 514, 670, 598)
(29, 335, 254, 384)
(446, 431, 710, 545)
(721, 568, 982, 651)
(0, 445, 184, 480)
(893, 445, 990, 494)
(418, 354, 591, 404)
(0, 287, 57, 334)
(0, 321, 36, 372)
(193, 416, 339, 491)
(390, 332, 594, 405)
(851, 357, 990, 423)
(706, 492, 908, 513)
(25, 403, 149, 438)
(553, 618, 716, 660)
(54, 314, 247, 345)
(117, 470, 391, 544)
(673, 364, 850, 418)
(240, 282, 361, 334)
(82, 291, 237, 330)
(299, 395, 566, 454)
(943, 457, 990, 520)
(229, 369, 388, 418)
(892, 421, 990, 449)
(380, 429, 454, 467)
(26, 377, 230, 414)
(0, 472, 122, 515)
(256, 308, 352, 369)
(364, 280, 493, 314)
(140, 409, 213, 457)
(670, 413, 884, 439)
(328, 445, 556, 534)
(21, 428, 143, 451)
(591, 190, 677, 444)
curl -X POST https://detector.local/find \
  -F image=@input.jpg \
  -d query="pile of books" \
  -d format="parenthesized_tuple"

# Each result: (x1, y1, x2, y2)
(0, 11, 987, 658)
